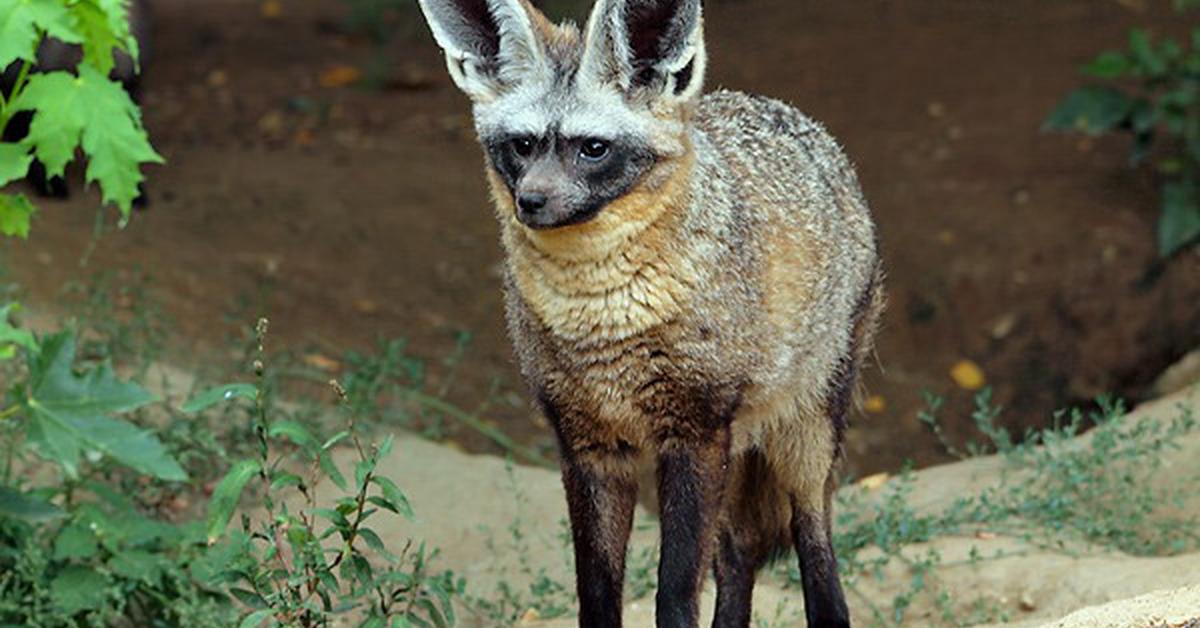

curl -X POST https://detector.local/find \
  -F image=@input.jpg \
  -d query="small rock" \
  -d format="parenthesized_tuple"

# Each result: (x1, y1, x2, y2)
(257, 110, 287, 140)
(260, 0, 283, 18)
(1019, 591, 1037, 612)
(927, 101, 946, 118)
(989, 313, 1018, 340)
(1011, 187, 1031, 206)
(206, 69, 228, 88)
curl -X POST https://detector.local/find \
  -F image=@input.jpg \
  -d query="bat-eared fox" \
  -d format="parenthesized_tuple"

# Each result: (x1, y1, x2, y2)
(415, 0, 882, 625)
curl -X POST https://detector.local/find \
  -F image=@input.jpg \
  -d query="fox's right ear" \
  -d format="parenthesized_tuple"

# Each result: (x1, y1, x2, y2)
(579, 0, 706, 105)
(416, 0, 545, 102)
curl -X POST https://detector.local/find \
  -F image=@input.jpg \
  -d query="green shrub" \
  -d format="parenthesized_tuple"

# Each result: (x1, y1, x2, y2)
(1045, 0, 1200, 257)
(0, 0, 161, 238)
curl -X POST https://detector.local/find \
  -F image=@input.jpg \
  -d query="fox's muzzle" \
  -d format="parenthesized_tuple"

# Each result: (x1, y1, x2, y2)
(514, 191, 601, 230)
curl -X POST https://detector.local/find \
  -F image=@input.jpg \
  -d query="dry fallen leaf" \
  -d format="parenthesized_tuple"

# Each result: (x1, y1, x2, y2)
(517, 608, 541, 624)
(303, 353, 341, 372)
(319, 64, 362, 88)
(974, 531, 997, 541)
(858, 472, 889, 491)
(863, 394, 886, 414)
(951, 359, 986, 391)
(261, 0, 283, 18)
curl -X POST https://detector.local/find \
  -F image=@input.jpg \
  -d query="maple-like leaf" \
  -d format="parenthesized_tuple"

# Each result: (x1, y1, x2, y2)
(14, 66, 163, 214)
(24, 331, 186, 481)
(0, 0, 83, 68)
(70, 0, 138, 75)
(0, 141, 32, 186)
(0, 193, 35, 238)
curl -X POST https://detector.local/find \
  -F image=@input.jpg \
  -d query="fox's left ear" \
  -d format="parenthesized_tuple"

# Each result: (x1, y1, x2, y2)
(579, 0, 706, 105)
(416, 0, 546, 102)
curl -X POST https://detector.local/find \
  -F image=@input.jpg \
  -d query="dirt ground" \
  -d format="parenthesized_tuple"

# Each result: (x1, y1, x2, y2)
(4, 0, 1200, 475)
(314, 383, 1200, 626)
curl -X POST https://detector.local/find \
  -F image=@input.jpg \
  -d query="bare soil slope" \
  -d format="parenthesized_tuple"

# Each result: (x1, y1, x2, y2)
(329, 386, 1200, 626)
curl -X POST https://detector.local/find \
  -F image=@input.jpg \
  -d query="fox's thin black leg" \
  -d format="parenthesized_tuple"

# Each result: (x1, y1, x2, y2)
(656, 429, 730, 628)
(712, 528, 757, 628)
(560, 454, 638, 628)
(791, 477, 850, 628)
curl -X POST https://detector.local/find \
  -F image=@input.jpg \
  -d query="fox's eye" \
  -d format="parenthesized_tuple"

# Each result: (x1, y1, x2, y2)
(512, 137, 535, 158)
(579, 139, 610, 162)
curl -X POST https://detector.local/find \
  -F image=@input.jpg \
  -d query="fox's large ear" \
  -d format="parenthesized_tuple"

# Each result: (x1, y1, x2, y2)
(416, 0, 545, 102)
(579, 0, 706, 104)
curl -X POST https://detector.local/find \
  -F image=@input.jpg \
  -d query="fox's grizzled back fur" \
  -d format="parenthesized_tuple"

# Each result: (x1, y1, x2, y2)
(417, 1, 881, 626)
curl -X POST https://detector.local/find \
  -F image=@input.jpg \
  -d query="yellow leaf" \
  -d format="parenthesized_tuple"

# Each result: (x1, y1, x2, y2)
(319, 65, 361, 88)
(858, 473, 889, 491)
(303, 353, 340, 372)
(863, 394, 886, 414)
(951, 360, 986, 391)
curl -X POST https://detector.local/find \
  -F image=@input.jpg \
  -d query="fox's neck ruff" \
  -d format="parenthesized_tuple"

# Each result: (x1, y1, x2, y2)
(493, 151, 698, 343)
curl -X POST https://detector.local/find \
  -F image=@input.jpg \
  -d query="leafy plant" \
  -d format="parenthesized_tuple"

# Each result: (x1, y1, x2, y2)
(0, 303, 233, 627)
(0, 0, 162, 238)
(194, 318, 462, 627)
(812, 389, 1200, 626)
(1044, 2, 1200, 257)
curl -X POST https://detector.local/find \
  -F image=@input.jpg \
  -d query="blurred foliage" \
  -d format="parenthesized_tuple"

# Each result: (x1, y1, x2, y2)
(1045, 1, 1200, 257)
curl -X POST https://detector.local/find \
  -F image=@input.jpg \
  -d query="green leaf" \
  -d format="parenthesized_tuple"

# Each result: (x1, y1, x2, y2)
(0, 193, 35, 238)
(239, 609, 274, 628)
(1083, 50, 1128, 79)
(13, 66, 163, 215)
(0, 486, 64, 523)
(50, 566, 108, 615)
(1159, 180, 1200, 257)
(182, 383, 257, 413)
(371, 476, 414, 521)
(24, 332, 185, 480)
(206, 459, 261, 543)
(54, 520, 99, 559)
(319, 451, 348, 491)
(268, 419, 318, 452)
(1043, 86, 1131, 136)
(269, 470, 304, 492)
(108, 550, 164, 585)
(1129, 28, 1167, 77)
(0, 303, 37, 359)
(229, 587, 266, 609)
(0, 0, 83, 68)
(0, 142, 32, 186)
(70, 0, 138, 75)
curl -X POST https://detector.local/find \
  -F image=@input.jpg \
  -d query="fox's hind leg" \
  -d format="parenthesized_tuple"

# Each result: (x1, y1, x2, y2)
(712, 450, 790, 628)
(789, 471, 850, 628)
(762, 403, 851, 628)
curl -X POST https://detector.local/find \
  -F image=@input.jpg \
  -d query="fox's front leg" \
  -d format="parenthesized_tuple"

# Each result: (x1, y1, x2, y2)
(559, 441, 639, 627)
(655, 424, 732, 628)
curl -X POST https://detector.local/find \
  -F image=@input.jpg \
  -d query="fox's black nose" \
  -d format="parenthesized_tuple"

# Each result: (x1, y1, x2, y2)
(517, 192, 548, 214)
